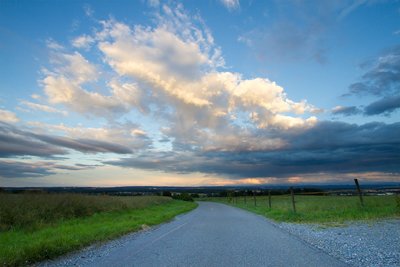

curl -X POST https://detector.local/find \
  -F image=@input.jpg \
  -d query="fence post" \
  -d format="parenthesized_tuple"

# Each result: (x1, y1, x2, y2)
(253, 190, 257, 206)
(290, 187, 296, 213)
(244, 191, 247, 204)
(268, 190, 272, 209)
(354, 179, 364, 207)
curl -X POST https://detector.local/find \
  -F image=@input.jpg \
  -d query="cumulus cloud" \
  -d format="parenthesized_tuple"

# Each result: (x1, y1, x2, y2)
(0, 109, 19, 123)
(40, 3, 318, 154)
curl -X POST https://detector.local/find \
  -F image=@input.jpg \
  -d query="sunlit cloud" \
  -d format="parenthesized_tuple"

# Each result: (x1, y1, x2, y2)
(0, 109, 19, 123)
(20, 101, 68, 116)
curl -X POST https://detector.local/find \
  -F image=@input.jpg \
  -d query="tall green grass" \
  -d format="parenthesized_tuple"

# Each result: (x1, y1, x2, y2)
(0, 193, 171, 231)
(0, 193, 197, 266)
(206, 195, 399, 224)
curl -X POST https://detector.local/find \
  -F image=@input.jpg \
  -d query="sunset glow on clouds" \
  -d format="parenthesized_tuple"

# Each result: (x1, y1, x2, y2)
(0, 1, 399, 186)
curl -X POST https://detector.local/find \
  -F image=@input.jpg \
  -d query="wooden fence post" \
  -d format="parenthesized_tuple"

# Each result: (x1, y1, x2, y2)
(354, 179, 364, 207)
(290, 187, 296, 213)
(244, 191, 247, 204)
(253, 190, 257, 206)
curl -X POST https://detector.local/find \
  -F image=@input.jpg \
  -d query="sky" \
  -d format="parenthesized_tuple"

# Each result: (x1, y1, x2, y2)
(0, 0, 399, 187)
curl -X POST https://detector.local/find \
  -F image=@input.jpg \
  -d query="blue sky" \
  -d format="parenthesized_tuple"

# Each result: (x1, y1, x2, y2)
(0, 0, 399, 186)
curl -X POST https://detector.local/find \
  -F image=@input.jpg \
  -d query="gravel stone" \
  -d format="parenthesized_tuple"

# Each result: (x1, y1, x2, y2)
(274, 219, 400, 267)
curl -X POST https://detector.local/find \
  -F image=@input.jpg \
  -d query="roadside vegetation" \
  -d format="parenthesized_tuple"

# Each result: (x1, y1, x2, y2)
(0, 193, 197, 266)
(204, 194, 399, 224)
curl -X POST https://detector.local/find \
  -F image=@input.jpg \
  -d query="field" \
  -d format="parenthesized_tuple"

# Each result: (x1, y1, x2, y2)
(0, 193, 197, 266)
(204, 195, 400, 224)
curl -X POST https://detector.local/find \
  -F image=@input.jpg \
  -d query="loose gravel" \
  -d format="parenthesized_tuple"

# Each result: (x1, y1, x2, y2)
(275, 219, 400, 267)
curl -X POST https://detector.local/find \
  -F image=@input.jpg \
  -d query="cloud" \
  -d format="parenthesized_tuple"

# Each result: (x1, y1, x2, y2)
(0, 122, 67, 158)
(24, 2, 399, 183)
(83, 4, 94, 17)
(219, 0, 240, 11)
(0, 109, 19, 123)
(30, 134, 133, 154)
(238, 1, 343, 63)
(107, 121, 400, 178)
(332, 105, 362, 116)
(28, 122, 152, 151)
(20, 101, 67, 116)
(71, 35, 95, 49)
(147, 0, 160, 7)
(40, 3, 318, 154)
(346, 45, 400, 116)
(0, 122, 149, 158)
(349, 45, 400, 96)
(0, 160, 99, 178)
(238, 1, 386, 64)
(0, 160, 56, 178)
(338, 0, 369, 20)
(364, 95, 400, 115)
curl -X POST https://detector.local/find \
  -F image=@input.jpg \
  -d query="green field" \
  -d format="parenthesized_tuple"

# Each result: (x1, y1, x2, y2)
(204, 194, 400, 224)
(0, 193, 197, 266)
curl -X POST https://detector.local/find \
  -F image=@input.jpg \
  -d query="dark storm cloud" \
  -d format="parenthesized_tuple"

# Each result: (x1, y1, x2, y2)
(332, 106, 362, 116)
(106, 121, 400, 178)
(349, 45, 400, 97)
(0, 161, 56, 178)
(364, 95, 400, 115)
(0, 123, 67, 157)
(0, 122, 132, 157)
(30, 134, 132, 154)
(0, 160, 101, 178)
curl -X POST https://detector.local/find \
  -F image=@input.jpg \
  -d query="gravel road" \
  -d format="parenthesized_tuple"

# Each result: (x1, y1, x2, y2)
(38, 202, 347, 267)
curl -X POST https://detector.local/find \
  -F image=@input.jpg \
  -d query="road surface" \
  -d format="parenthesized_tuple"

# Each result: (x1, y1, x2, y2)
(41, 202, 347, 267)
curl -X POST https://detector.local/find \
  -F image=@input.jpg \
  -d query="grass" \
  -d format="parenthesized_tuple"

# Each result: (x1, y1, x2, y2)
(204, 195, 400, 224)
(0, 193, 197, 266)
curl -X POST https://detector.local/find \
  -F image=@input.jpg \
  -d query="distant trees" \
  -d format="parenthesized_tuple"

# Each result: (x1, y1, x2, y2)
(172, 192, 194, 202)
(162, 191, 172, 197)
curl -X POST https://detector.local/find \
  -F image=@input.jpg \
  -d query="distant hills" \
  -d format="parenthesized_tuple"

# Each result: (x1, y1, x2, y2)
(2, 182, 399, 195)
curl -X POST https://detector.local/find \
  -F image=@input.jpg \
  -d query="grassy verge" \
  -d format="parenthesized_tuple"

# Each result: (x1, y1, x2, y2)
(0, 195, 197, 266)
(203, 195, 399, 224)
